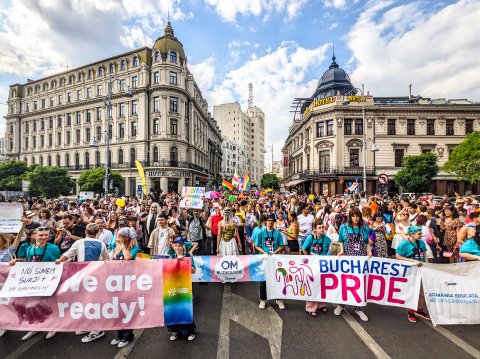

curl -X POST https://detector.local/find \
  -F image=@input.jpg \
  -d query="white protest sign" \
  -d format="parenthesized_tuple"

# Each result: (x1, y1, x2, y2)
(0, 262, 64, 297)
(421, 261, 480, 325)
(179, 187, 205, 209)
(79, 191, 95, 200)
(0, 203, 24, 234)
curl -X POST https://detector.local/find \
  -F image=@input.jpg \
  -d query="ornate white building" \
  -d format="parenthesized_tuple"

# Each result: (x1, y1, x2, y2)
(4, 22, 223, 195)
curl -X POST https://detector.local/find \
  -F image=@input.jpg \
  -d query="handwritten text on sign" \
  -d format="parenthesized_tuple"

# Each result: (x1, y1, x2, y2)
(0, 262, 64, 297)
(179, 186, 205, 209)
(0, 203, 24, 234)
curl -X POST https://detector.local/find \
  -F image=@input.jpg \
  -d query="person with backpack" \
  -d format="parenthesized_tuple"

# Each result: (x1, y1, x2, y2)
(395, 225, 431, 323)
(187, 209, 205, 255)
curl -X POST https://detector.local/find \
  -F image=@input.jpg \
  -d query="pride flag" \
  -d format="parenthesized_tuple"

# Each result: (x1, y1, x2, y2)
(243, 171, 251, 191)
(232, 169, 240, 188)
(222, 179, 234, 191)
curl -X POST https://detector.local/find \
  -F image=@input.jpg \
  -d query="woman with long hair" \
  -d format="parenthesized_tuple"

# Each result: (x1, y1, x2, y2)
(144, 202, 160, 240)
(274, 211, 288, 252)
(459, 225, 480, 261)
(105, 212, 119, 231)
(280, 212, 300, 254)
(440, 206, 462, 261)
(326, 213, 343, 255)
(370, 212, 388, 258)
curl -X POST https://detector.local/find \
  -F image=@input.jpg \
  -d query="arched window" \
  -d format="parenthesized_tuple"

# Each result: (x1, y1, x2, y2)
(120, 59, 126, 71)
(109, 63, 114, 74)
(23, 157, 27, 164)
(65, 154, 70, 167)
(43, 83, 48, 91)
(75, 153, 80, 170)
(88, 69, 93, 79)
(68, 75, 74, 85)
(130, 148, 136, 166)
(95, 151, 100, 167)
(154, 51, 160, 62)
(98, 67, 104, 76)
(170, 146, 178, 165)
(56, 154, 61, 166)
(118, 149, 124, 164)
(170, 51, 177, 63)
(77, 72, 82, 82)
(132, 56, 138, 67)
(47, 155, 52, 166)
(85, 152, 90, 168)
(39, 156, 43, 166)
(153, 146, 159, 162)
(12, 90, 16, 97)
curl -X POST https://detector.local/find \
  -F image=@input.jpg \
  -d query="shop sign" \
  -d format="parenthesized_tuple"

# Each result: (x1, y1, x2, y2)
(147, 170, 191, 178)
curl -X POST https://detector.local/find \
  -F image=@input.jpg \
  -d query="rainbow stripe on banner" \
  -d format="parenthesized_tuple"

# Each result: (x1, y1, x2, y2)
(222, 179, 234, 191)
(162, 258, 193, 326)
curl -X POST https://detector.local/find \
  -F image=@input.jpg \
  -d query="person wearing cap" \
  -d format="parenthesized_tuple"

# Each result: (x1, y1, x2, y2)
(255, 213, 285, 310)
(396, 225, 431, 323)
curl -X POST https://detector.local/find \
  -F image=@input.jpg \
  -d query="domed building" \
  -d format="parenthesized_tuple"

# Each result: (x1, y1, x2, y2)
(283, 57, 480, 195)
(4, 22, 223, 196)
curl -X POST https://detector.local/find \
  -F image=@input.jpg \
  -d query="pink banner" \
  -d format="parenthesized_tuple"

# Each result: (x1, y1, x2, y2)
(0, 260, 193, 331)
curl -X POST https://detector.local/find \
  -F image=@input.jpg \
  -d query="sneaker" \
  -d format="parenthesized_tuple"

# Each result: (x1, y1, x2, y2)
(408, 311, 417, 323)
(0, 329, 6, 338)
(276, 300, 285, 310)
(415, 310, 431, 320)
(75, 331, 89, 336)
(81, 331, 105, 343)
(111, 338, 121, 346)
(21, 331, 38, 341)
(118, 340, 130, 348)
(187, 334, 196, 341)
(45, 331, 56, 340)
(355, 310, 369, 322)
(258, 300, 267, 309)
(169, 333, 178, 341)
(334, 305, 343, 316)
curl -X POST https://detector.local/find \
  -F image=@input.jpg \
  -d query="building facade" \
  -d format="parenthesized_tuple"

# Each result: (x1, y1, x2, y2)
(283, 56, 480, 196)
(4, 22, 223, 196)
(221, 138, 250, 179)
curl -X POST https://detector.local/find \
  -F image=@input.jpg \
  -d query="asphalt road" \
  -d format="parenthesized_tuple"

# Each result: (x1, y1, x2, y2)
(1, 282, 479, 359)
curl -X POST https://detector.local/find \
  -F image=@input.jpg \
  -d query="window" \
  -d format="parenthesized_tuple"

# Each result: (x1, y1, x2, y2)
(98, 67, 104, 76)
(316, 121, 324, 137)
(50, 96, 54, 107)
(120, 59, 126, 71)
(88, 70, 93, 79)
(49, 117, 53, 129)
(85, 128, 91, 142)
(77, 73, 82, 82)
(25, 102, 29, 112)
(132, 56, 138, 67)
(170, 119, 178, 135)
(40, 135, 44, 147)
(387, 119, 396, 135)
(170, 146, 178, 163)
(77, 89, 81, 101)
(40, 156, 43, 166)
(10, 124, 14, 134)
(58, 94, 62, 105)
(326, 120, 334, 136)
(319, 150, 330, 172)
(355, 119, 363, 135)
(395, 148, 405, 167)
(67, 92, 71, 103)
(130, 148, 136, 165)
(34, 101, 38, 110)
(67, 113, 72, 126)
(153, 71, 160, 84)
(119, 123, 125, 138)
(170, 97, 178, 112)
(57, 115, 62, 127)
(131, 75, 137, 88)
(119, 103, 125, 117)
(41, 99, 45, 109)
(86, 109, 91, 122)
(153, 119, 159, 134)
(65, 154, 70, 167)
(25, 123, 29, 133)
(170, 71, 177, 85)
(108, 106, 112, 119)
(153, 97, 159, 112)
(76, 129, 81, 143)
(465, 119, 474, 134)
(154, 51, 160, 62)
(97, 85, 102, 96)
(96, 126, 101, 139)
(56, 155, 60, 166)
(33, 136, 37, 148)
(407, 119, 415, 135)
(170, 51, 177, 62)
(76, 111, 81, 124)
(421, 148, 431, 154)
(118, 149, 124, 164)
(119, 79, 126, 91)
(109, 63, 114, 74)
(75, 153, 80, 170)
(131, 122, 137, 137)
(427, 119, 435, 136)
(68, 75, 73, 85)
(86, 87, 92, 98)
(108, 124, 112, 140)
(96, 107, 102, 121)
(344, 119, 352, 135)
(48, 134, 52, 147)
(85, 153, 90, 168)
(95, 151, 100, 167)
(66, 131, 71, 145)
(25, 137, 28, 149)
(349, 148, 360, 167)
(446, 119, 454, 136)
(131, 100, 138, 115)
(153, 146, 159, 162)
(57, 132, 61, 146)
(41, 119, 45, 130)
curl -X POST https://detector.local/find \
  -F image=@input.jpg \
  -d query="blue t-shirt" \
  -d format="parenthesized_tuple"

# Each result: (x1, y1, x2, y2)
(338, 224, 370, 244)
(17, 242, 32, 259)
(396, 239, 427, 262)
(460, 239, 480, 256)
(26, 243, 61, 262)
(114, 245, 140, 260)
(254, 228, 284, 253)
(251, 225, 264, 244)
(302, 234, 331, 255)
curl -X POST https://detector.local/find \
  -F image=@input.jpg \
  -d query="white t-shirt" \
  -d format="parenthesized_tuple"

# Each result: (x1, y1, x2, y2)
(150, 227, 172, 256)
(97, 229, 113, 245)
(298, 213, 315, 237)
(63, 238, 109, 262)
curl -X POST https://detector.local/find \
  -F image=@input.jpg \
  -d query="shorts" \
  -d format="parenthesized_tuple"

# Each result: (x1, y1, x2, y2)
(288, 240, 300, 252)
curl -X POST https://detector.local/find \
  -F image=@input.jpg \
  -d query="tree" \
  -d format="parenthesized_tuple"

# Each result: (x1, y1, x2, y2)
(261, 173, 280, 190)
(78, 167, 123, 194)
(442, 131, 480, 184)
(394, 152, 439, 193)
(25, 166, 75, 198)
(0, 161, 29, 191)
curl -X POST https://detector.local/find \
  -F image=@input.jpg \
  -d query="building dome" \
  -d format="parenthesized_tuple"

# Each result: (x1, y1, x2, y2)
(312, 56, 355, 100)
(152, 22, 186, 60)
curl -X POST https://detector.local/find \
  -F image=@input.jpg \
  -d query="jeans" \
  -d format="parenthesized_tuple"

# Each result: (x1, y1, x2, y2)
(238, 226, 246, 255)
(259, 281, 267, 301)
(298, 236, 307, 249)
(117, 329, 133, 341)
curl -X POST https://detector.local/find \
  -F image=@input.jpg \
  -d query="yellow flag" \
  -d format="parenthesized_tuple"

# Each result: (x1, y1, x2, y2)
(134, 160, 147, 196)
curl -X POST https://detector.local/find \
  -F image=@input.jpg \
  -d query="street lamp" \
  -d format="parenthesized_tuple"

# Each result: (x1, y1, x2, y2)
(343, 84, 379, 193)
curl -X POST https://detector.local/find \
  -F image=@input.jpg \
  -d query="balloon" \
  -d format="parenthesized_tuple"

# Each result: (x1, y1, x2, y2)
(228, 195, 235, 203)
(116, 199, 125, 207)
(255, 190, 260, 196)
(309, 194, 315, 201)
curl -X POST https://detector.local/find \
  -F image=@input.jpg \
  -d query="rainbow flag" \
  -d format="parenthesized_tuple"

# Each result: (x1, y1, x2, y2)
(232, 169, 240, 188)
(222, 179, 234, 191)
(243, 171, 251, 191)
(163, 258, 193, 325)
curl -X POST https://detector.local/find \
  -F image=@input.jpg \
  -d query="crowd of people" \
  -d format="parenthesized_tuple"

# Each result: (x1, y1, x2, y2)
(0, 189, 479, 345)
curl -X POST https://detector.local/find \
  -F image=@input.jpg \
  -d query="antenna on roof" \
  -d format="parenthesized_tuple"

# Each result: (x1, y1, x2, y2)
(332, 42, 335, 61)
(409, 83, 412, 100)
(167, 8, 170, 22)
(60, 56, 74, 70)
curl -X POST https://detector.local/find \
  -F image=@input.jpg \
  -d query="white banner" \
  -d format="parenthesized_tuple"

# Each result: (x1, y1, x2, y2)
(266, 255, 421, 309)
(421, 261, 480, 325)
(0, 262, 64, 298)
(0, 203, 24, 233)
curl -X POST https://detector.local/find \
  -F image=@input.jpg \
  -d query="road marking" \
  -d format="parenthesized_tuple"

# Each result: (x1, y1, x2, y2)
(341, 310, 391, 359)
(217, 283, 283, 359)
(420, 319, 480, 359)
(4, 332, 44, 359)
(113, 329, 144, 359)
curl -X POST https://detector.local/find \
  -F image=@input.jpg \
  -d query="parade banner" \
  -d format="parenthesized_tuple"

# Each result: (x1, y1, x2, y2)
(266, 255, 421, 309)
(192, 255, 266, 283)
(0, 259, 193, 331)
(179, 186, 205, 209)
(0, 262, 64, 298)
(0, 203, 24, 233)
(421, 261, 480, 325)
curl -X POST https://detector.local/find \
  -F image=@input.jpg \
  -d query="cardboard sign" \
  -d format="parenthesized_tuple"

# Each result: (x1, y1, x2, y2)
(0, 203, 24, 233)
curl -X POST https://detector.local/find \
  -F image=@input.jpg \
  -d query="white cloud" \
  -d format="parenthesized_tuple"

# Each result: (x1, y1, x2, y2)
(189, 57, 216, 94)
(327, 22, 338, 30)
(347, 0, 480, 100)
(323, 0, 347, 9)
(204, 0, 308, 22)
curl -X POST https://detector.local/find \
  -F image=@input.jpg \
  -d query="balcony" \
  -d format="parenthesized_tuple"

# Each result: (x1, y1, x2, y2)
(299, 166, 376, 179)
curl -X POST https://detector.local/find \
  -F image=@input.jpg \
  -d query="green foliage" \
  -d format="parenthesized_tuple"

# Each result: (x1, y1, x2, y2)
(442, 131, 480, 184)
(78, 167, 123, 194)
(261, 173, 280, 190)
(0, 161, 29, 191)
(394, 152, 439, 193)
(25, 166, 74, 198)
